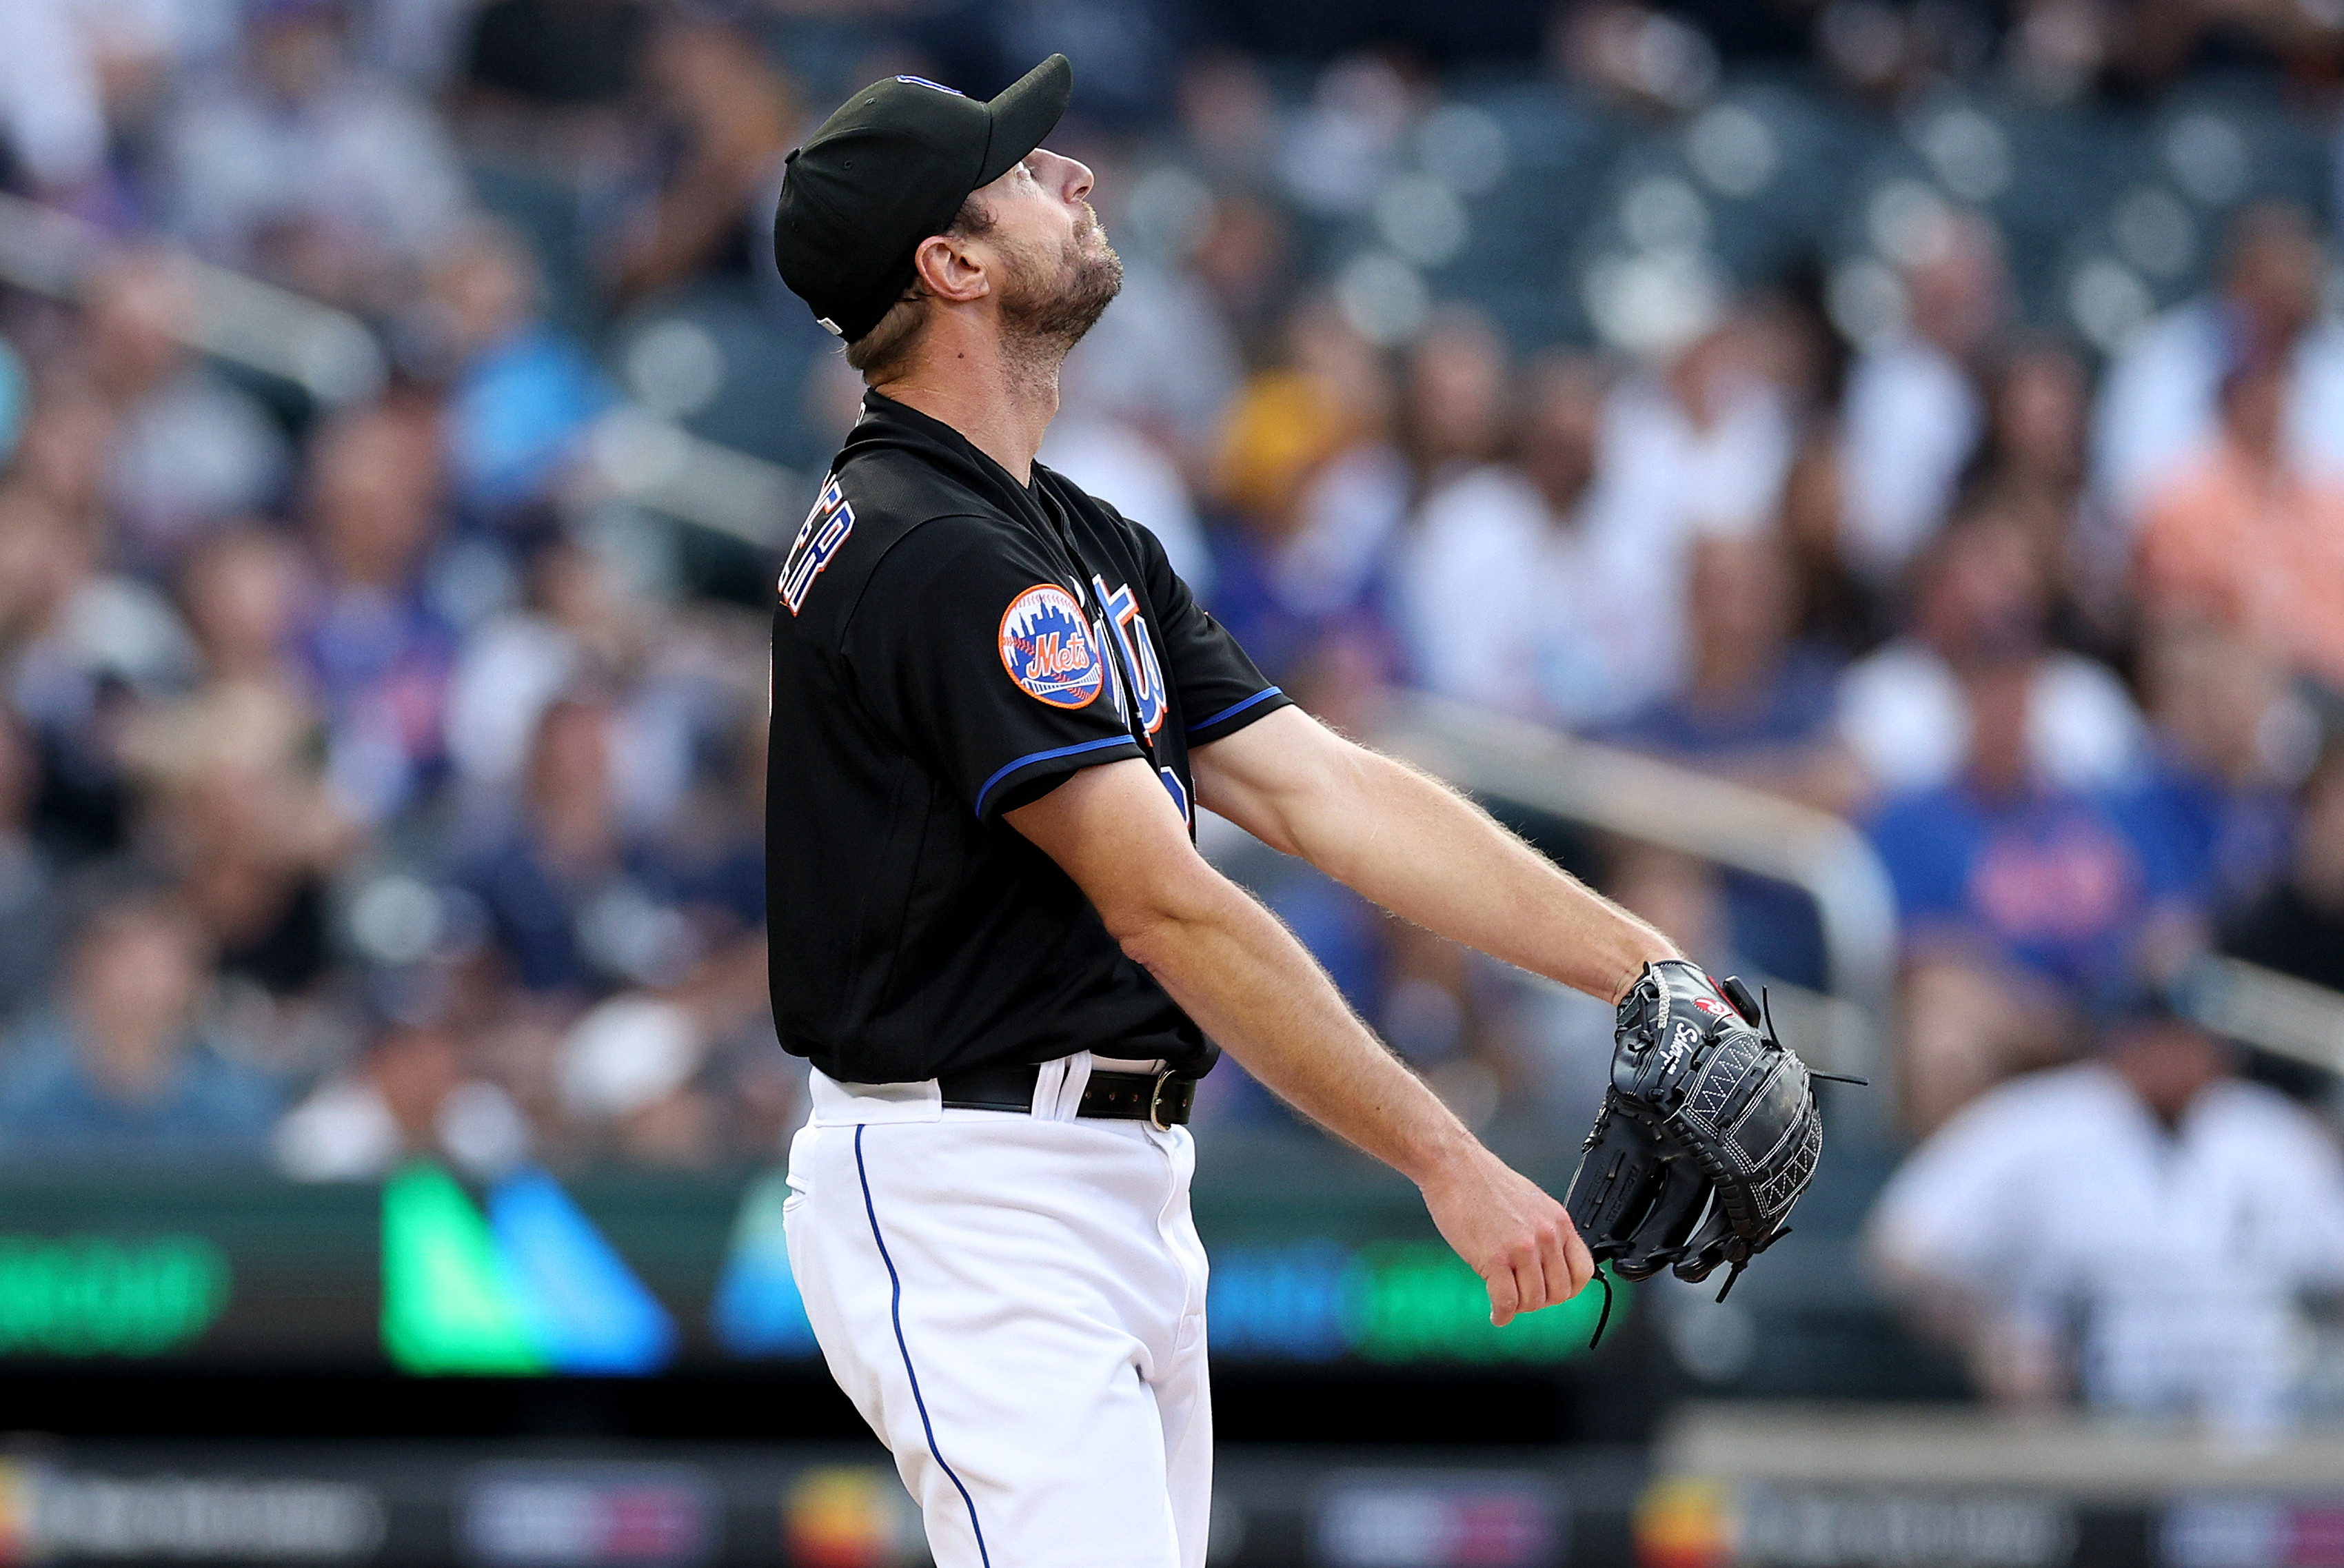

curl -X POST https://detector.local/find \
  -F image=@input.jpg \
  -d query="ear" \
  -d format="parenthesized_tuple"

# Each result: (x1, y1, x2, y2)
(910, 232, 991, 306)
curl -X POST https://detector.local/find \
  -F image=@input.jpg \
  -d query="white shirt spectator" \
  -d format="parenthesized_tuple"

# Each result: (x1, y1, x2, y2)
(1837, 640, 2147, 795)
(1869, 1061, 2344, 1429)
(167, 67, 471, 271)
(1839, 338, 1983, 580)
(1402, 461, 1681, 729)
(276, 1073, 529, 1179)
(2090, 298, 2344, 528)
(1599, 368, 1795, 544)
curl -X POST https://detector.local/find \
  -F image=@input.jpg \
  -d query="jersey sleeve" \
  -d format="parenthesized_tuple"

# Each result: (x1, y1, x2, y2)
(1125, 511, 1293, 746)
(841, 516, 1142, 822)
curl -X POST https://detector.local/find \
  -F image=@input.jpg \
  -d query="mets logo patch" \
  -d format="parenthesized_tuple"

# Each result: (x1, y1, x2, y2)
(998, 584, 1104, 709)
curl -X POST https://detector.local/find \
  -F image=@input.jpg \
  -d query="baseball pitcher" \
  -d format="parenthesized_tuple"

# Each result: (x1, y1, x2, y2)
(763, 54, 1826, 1568)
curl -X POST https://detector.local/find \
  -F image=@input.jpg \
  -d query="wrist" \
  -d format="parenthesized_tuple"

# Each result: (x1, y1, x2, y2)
(1610, 938, 1680, 1005)
(1400, 1117, 1484, 1190)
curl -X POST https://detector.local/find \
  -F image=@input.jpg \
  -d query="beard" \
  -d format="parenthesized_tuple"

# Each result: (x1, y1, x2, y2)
(996, 208, 1124, 354)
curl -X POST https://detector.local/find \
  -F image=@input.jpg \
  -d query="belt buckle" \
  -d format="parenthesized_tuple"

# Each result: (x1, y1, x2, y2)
(1146, 1070, 1174, 1132)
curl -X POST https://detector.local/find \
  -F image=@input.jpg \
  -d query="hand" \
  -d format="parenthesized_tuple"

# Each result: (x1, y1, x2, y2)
(1419, 1146, 1596, 1326)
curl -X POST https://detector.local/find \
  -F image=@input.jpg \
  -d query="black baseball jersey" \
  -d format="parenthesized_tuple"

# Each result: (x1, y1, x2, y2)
(766, 391, 1291, 1085)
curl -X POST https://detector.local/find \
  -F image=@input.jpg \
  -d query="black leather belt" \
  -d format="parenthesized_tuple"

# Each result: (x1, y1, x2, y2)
(937, 1063, 1195, 1128)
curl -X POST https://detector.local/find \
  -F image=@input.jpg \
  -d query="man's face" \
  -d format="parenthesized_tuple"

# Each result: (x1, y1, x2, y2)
(70, 906, 207, 1097)
(971, 150, 1122, 349)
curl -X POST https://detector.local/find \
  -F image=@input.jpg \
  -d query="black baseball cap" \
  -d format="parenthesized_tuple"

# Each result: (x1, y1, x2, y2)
(772, 55, 1073, 345)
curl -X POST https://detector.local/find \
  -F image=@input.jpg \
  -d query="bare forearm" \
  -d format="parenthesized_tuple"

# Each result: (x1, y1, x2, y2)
(1122, 876, 1473, 1183)
(1015, 753, 1594, 1322)
(1299, 749, 1676, 1003)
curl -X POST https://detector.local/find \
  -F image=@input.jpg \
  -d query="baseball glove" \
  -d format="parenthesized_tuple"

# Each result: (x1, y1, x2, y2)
(1564, 959, 1828, 1342)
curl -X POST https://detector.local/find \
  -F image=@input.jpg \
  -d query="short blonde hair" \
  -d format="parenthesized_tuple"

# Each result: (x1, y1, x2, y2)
(843, 194, 995, 382)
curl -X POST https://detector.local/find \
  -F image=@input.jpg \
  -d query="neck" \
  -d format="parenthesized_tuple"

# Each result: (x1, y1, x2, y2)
(875, 321, 1064, 486)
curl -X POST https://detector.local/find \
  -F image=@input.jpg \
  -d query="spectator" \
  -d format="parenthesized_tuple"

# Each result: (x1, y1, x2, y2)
(276, 1017, 530, 1179)
(1, 474, 200, 860)
(0, 878, 281, 1157)
(77, 253, 290, 573)
(1838, 511, 2145, 802)
(461, 694, 700, 1000)
(2136, 352, 2344, 690)
(167, 0, 471, 305)
(1040, 416, 1213, 599)
(178, 525, 307, 691)
(1398, 307, 1509, 491)
(445, 536, 645, 810)
(293, 403, 459, 822)
(1184, 191, 1296, 363)
(125, 679, 354, 1010)
(420, 222, 612, 518)
(1606, 529, 1858, 813)
(1600, 312, 1797, 554)
(1207, 300, 1406, 686)
(1056, 153, 1246, 476)
(2128, 622, 2303, 915)
(1958, 337, 2122, 653)
(1837, 210, 2007, 580)
(1868, 1000, 2344, 1434)
(604, 16, 796, 309)
(0, 0, 106, 197)
(1401, 352, 1678, 728)
(2094, 202, 2344, 526)
(1868, 646, 2200, 1128)
(2223, 737, 2344, 993)
(1603, 529, 1856, 987)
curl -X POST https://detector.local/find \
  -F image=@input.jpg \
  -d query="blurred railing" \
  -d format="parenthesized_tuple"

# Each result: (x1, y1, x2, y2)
(2179, 954, 2344, 1079)
(0, 192, 800, 549)
(1659, 1399, 2344, 1492)
(1374, 693, 1900, 1092)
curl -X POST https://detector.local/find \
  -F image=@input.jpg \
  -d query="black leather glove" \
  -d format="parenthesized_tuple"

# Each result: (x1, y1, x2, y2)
(1564, 959, 1824, 1302)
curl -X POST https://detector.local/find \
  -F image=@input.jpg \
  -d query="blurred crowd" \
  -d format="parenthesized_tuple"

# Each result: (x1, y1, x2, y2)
(3, 0, 2344, 1419)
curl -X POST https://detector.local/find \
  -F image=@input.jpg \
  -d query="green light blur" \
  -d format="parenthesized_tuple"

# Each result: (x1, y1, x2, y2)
(379, 1163, 545, 1375)
(0, 1234, 229, 1356)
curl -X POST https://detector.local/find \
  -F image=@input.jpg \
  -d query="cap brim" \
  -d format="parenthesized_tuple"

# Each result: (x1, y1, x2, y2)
(976, 54, 1071, 187)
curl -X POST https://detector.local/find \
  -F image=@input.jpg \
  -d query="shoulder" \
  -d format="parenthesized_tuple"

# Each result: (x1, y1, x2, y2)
(829, 442, 996, 529)
(833, 509, 1065, 647)
(785, 452, 1023, 627)
(2198, 1079, 2341, 1165)
(1932, 1063, 2125, 1158)
(858, 509, 1040, 587)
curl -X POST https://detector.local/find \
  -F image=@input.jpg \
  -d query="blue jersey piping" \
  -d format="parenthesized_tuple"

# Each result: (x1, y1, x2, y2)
(1186, 686, 1284, 737)
(971, 734, 1134, 819)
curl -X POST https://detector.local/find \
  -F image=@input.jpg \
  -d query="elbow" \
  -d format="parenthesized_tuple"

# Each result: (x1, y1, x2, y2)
(1113, 913, 1180, 980)
(1097, 859, 1226, 977)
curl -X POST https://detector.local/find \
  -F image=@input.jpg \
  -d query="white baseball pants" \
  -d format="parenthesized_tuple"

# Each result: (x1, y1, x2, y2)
(781, 1056, 1213, 1568)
